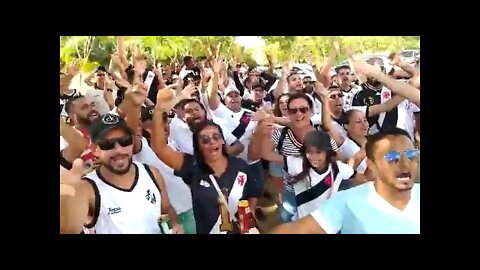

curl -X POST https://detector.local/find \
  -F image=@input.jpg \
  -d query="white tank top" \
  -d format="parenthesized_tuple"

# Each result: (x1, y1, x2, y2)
(83, 162, 162, 234)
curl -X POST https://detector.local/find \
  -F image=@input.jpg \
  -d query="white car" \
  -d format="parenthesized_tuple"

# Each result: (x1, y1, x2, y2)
(399, 49, 420, 64)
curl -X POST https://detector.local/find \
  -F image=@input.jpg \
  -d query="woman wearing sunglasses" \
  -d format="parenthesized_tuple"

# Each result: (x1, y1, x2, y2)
(271, 127, 420, 234)
(151, 109, 261, 234)
(251, 92, 339, 223)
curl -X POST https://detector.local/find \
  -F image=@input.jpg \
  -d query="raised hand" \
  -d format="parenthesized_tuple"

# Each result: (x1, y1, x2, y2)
(60, 159, 84, 197)
(251, 109, 269, 122)
(213, 56, 224, 74)
(333, 40, 341, 54)
(259, 116, 275, 136)
(126, 83, 148, 107)
(282, 61, 293, 75)
(182, 83, 196, 98)
(388, 52, 402, 66)
(110, 53, 121, 65)
(153, 63, 163, 78)
(350, 55, 381, 78)
(67, 59, 80, 76)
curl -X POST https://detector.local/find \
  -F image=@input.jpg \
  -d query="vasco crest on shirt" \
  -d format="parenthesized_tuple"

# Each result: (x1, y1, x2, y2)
(364, 96, 375, 106)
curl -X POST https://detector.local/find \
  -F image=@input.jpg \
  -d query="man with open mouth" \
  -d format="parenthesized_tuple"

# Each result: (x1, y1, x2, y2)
(60, 95, 102, 170)
(270, 127, 420, 234)
(60, 114, 181, 234)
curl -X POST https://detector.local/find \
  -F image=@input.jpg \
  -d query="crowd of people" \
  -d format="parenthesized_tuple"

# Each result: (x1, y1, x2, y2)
(59, 37, 420, 234)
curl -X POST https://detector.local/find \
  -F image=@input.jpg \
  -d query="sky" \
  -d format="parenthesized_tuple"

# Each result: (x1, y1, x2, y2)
(235, 36, 265, 48)
(235, 36, 266, 63)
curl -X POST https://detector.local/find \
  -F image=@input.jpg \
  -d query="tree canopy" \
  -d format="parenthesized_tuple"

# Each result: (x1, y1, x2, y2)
(60, 36, 420, 72)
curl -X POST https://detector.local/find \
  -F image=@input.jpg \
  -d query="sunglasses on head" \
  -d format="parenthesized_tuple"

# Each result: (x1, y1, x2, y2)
(97, 135, 133, 151)
(199, 133, 222, 145)
(384, 149, 420, 163)
(288, 106, 310, 114)
(330, 93, 344, 99)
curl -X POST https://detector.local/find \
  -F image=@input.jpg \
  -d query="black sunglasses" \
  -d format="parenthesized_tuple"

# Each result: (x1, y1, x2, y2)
(199, 133, 222, 145)
(288, 106, 310, 114)
(330, 93, 344, 99)
(97, 135, 133, 150)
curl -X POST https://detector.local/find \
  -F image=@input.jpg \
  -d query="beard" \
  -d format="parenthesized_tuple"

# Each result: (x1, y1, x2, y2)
(77, 116, 93, 126)
(103, 155, 133, 175)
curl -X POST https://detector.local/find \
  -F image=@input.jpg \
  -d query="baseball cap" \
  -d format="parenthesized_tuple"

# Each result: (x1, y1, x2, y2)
(223, 86, 240, 97)
(89, 114, 133, 143)
(303, 130, 333, 152)
(94, 66, 107, 73)
(141, 105, 155, 122)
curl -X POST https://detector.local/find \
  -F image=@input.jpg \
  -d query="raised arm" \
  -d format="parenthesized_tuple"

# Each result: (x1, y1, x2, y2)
(317, 42, 339, 88)
(60, 159, 94, 234)
(116, 36, 130, 68)
(316, 86, 345, 147)
(351, 56, 420, 107)
(389, 53, 419, 78)
(207, 57, 222, 110)
(266, 54, 275, 74)
(151, 107, 184, 171)
(83, 73, 95, 87)
(367, 94, 405, 116)
(273, 61, 292, 100)
(60, 118, 89, 163)
(61, 60, 80, 96)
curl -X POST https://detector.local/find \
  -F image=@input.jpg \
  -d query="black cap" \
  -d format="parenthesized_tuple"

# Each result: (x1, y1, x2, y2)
(94, 66, 107, 73)
(303, 130, 333, 152)
(89, 114, 133, 143)
(141, 105, 155, 122)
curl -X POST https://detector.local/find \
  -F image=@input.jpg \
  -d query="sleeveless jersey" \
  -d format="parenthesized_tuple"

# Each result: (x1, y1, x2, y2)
(83, 162, 162, 234)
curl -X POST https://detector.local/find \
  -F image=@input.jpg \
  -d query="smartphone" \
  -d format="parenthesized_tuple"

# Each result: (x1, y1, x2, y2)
(144, 71, 155, 92)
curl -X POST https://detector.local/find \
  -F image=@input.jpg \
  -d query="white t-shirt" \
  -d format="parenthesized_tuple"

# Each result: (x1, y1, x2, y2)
(286, 157, 355, 219)
(169, 116, 238, 155)
(212, 103, 259, 164)
(311, 181, 420, 234)
(132, 137, 192, 214)
(337, 137, 367, 174)
(397, 100, 420, 140)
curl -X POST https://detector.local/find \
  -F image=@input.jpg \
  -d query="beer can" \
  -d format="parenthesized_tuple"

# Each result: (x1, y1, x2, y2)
(158, 214, 171, 234)
(238, 200, 251, 234)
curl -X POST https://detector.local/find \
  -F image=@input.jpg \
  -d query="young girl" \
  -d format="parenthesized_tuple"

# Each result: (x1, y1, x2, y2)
(285, 130, 363, 219)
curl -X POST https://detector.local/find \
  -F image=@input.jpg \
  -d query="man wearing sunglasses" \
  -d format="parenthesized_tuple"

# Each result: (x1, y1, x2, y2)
(271, 127, 420, 234)
(60, 114, 181, 234)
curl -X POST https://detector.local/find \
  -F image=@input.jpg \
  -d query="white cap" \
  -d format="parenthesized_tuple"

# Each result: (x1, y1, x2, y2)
(224, 86, 240, 97)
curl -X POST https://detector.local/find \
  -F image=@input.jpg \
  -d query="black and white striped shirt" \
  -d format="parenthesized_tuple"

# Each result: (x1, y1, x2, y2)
(271, 127, 339, 157)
